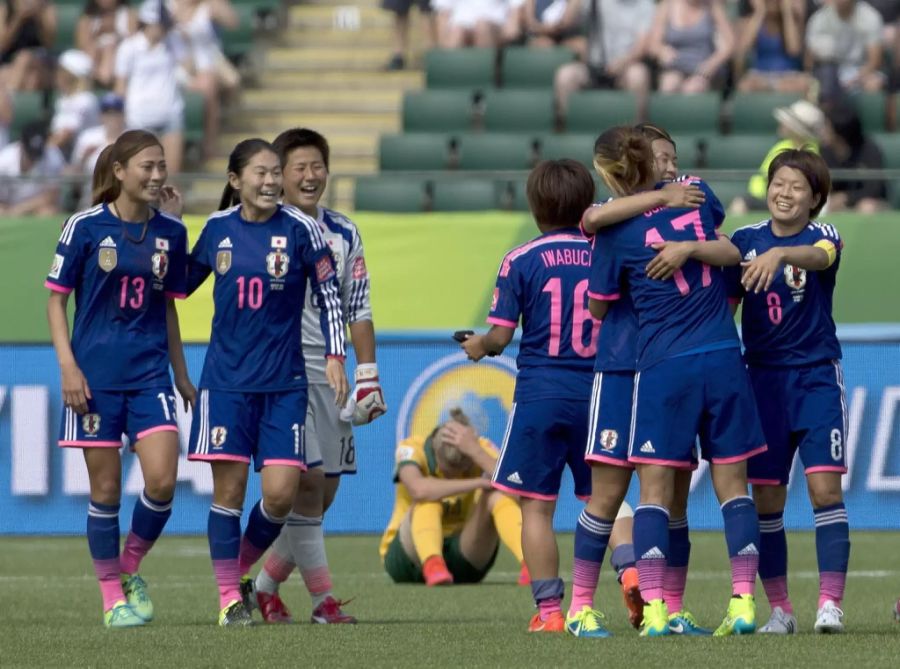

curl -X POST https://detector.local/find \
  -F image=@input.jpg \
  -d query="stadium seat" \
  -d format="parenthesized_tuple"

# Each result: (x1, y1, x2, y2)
(872, 132, 900, 167)
(425, 48, 496, 90)
(10, 92, 50, 140)
(851, 92, 886, 133)
(539, 133, 595, 169)
(354, 176, 427, 212)
(379, 134, 451, 171)
(668, 134, 703, 171)
(704, 180, 750, 209)
(221, 4, 263, 61)
(403, 90, 474, 132)
(431, 179, 498, 211)
(501, 46, 576, 89)
(566, 90, 639, 133)
(648, 93, 722, 134)
(457, 133, 536, 170)
(728, 92, 802, 134)
(483, 89, 554, 132)
(183, 91, 205, 145)
(703, 134, 776, 169)
(55, 4, 81, 52)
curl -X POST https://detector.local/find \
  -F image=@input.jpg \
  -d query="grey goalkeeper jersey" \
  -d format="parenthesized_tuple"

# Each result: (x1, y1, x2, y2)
(302, 206, 372, 383)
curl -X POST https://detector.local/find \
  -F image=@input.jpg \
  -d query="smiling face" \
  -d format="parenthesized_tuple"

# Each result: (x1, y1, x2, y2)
(229, 148, 283, 217)
(282, 145, 328, 216)
(113, 144, 166, 204)
(651, 138, 678, 181)
(767, 165, 819, 230)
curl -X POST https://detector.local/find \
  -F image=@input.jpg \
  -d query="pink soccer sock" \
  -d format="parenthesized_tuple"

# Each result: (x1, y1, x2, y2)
(539, 597, 562, 621)
(568, 558, 601, 615)
(213, 558, 242, 610)
(94, 558, 125, 611)
(762, 576, 793, 613)
(819, 571, 846, 609)
(663, 565, 688, 614)
(731, 555, 758, 597)
(238, 536, 267, 576)
(120, 532, 154, 575)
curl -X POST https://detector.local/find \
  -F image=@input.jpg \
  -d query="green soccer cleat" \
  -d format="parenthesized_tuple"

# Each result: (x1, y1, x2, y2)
(121, 574, 154, 622)
(565, 606, 613, 638)
(639, 599, 670, 637)
(714, 594, 756, 636)
(104, 600, 145, 629)
(219, 599, 254, 627)
(668, 610, 712, 636)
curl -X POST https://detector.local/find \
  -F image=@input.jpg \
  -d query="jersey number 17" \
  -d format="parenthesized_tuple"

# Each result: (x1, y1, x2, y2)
(645, 210, 712, 296)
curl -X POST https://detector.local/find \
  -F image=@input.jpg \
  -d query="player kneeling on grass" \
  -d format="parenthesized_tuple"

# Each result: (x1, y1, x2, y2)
(727, 150, 849, 634)
(379, 408, 528, 587)
(461, 160, 639, 635)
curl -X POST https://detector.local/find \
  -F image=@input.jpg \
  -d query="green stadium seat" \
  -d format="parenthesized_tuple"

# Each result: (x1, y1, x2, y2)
(872, 132, 900, 168)
(501, 46, 576, 88)
(354, 176, 427, 212)
(484, 89, 554, 133)
(539, 133, 595, 169)
(431, 179, 498, 211)
(703, 134, 776, 170)
(704, 180, 750, 208)
(458, 133, 535, 170)
(10, 91, 50, 141)
(648, 93, 722, 134)
(183, 91, 205, 145)
(379, 134, 451, 171)
(729, 92, 802, 134)
(851, 92, 886, 133)
(425, 49, 495, 90)
(566, 91, 638, 133)
(56, 4, 81, 52)
(403, 90, 474, 132)
(221, 5, 259, 61)
(667, 134, 703, 171)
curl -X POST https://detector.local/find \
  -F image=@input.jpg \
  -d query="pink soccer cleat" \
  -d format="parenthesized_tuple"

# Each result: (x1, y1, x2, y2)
(311, 596, 357, 624)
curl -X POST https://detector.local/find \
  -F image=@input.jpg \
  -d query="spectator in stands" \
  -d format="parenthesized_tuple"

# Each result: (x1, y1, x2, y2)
(0, 81, 11, 149)
(730, 99, 823, 213)
(0, 120, 63, 215)
(819, 99, 888, 213)
(525, 0, 586, 54)
(501, 0, 528, 45)
(805, 0, 885, 98)
(70, 92, 125, 206)
(77, 0, 136, 88)
(383, 0, 434, 70)
(735, 0, 813, 94)
(439, 1, 507, 49)
(169, 0, 239, 158)
(646, 0, 736, 93)
(115, 0, 191, 173)
(49, 50, 100, 156)
(0, 0, 56, 91)
(554, 0, 655, 120)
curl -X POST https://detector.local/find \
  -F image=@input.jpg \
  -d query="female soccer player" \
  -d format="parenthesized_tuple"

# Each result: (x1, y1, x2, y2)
(186, 138, 348, 626)
(589, 126, 765, 637)
(570, 124, 729, 637)
(727, 149, 848, 634)
(45, 129, 192, 628)
(253, 128, 386, 625)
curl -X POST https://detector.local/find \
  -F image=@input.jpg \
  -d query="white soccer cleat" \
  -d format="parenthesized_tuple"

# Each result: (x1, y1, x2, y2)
(757, 606, 798, 634)
(814, 600, 844, 634)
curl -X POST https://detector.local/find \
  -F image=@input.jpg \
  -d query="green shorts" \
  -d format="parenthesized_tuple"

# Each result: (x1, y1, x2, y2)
(384, 532, 498, 584)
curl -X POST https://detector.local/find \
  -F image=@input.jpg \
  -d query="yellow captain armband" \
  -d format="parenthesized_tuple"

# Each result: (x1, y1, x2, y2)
(814, 240, 837, 267)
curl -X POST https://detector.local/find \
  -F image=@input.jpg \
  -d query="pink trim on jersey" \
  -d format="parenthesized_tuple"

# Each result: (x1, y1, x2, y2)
(710, 444, 767, 464)
(585, 453, 635, 469)
(136, 425, 179, 440)
(262, 458, 307, 470)
(59, 440, 122, 448)
(491, 481, 557, 501)
(165, 291, 187, 300)
(487, 316, 517, 328)
(188, 453, 251, 463)
(805, 465, 848, 474)
(749, 477, 782, 486)
(728, 297, 742, 305)
(588, 291, 620, 301)
(575, 493, 590, 502)
(498, 233, 585, 278)
(45, 280, 73, 294)
(627, 455, 694, 470)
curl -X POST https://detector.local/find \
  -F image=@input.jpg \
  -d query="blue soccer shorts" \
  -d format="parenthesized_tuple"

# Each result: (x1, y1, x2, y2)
(747, 361, 848, 486)
(585, 371, 636, 469)
(492, 398, 592, 501)
(59, 386, 179, 449)
(628, 348, 767, 468)
(188, 388, 308, 471)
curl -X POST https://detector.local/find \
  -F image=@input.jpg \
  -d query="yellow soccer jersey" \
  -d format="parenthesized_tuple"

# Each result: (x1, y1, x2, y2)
(378, 435, 497, 560)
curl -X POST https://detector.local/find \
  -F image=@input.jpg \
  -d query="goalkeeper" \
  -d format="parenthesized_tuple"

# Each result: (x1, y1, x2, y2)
(252, 128, 387, 624)
(379, 408, 529, 586)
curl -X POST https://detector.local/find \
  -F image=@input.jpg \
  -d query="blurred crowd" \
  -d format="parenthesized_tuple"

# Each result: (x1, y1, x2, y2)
(0, 0, 243, 214)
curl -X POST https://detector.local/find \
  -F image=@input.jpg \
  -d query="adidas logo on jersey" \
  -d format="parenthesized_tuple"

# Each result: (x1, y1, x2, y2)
(99, 236, 116, 248)
(506, 471, 523, 485)
(218, 237, 233, 248)
(641, 547, 665, 560)
(744, 249, 757, 261)
(640, 441, 655, 454)
(737, 543, 759, 556)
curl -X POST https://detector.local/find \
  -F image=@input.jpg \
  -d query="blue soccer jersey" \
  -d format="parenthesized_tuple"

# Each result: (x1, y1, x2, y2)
(488, 227, 599, 401)
(726, 220, 843, 367)
(590, 179, 739, 370)
(45, 203, 188, 390)
(187, 203, 345, 392)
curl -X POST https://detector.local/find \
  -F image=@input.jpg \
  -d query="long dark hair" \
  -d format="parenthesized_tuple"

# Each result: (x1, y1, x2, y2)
(218, 138, 280, 210)
(91, 129, 162, 205)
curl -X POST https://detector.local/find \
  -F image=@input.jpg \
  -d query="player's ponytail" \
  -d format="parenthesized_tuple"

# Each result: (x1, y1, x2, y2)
(219, 138, 280, 211)
(592, 126, 654, 197)
(91, 129, 163, 205)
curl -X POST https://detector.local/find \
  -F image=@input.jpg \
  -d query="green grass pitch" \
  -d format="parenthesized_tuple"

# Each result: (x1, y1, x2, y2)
(3, 533, 900, 667)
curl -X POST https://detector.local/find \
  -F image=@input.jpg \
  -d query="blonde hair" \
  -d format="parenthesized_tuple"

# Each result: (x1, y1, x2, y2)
(592, 126, 655, 197)
(434, 408, 474, 470)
